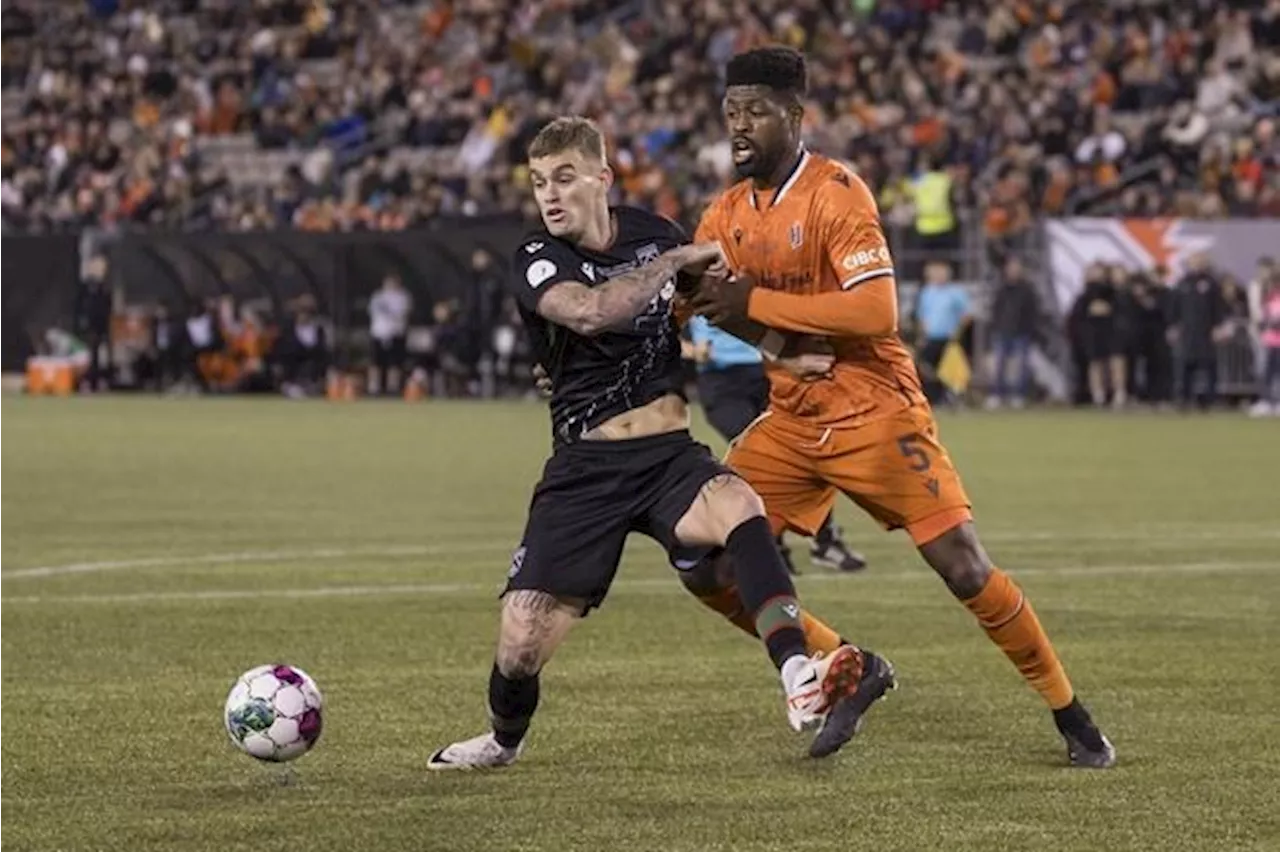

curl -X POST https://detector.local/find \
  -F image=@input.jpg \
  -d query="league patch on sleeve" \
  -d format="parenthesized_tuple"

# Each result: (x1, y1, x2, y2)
(526, 258, 557, 288)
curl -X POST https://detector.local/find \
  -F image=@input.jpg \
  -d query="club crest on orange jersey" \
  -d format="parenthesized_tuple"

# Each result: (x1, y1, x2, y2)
(789, 222, 803, 249)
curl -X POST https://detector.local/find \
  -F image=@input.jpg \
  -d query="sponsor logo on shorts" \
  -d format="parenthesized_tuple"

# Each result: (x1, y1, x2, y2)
(782, 602, 799, 618)
(508, 546, 527, 578)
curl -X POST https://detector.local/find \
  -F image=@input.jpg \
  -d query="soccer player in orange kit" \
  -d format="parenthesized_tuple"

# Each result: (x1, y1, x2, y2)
(684, 46, 1115, 768)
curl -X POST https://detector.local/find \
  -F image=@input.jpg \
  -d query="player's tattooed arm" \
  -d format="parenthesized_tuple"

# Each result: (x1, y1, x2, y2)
(537, 243, 723, 336)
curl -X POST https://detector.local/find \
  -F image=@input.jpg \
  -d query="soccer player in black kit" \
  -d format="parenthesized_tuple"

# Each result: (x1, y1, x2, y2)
(429, 117, 890, 769)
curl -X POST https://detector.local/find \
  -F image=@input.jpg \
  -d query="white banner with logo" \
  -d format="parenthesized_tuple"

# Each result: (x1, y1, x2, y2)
(1045, 218, 1279, 311)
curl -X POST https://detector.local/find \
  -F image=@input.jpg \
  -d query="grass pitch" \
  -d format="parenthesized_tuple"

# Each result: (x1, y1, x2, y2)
(3, 397, 1278, 852)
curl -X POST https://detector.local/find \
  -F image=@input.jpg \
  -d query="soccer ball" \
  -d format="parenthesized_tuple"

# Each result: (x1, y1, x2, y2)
(224, 664, 323, 762)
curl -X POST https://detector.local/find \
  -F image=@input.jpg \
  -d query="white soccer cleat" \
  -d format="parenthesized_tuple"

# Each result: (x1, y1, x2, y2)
(782, 645, 872, 733)
(427, 732, 522, 771)
(781, 651, 834, 731)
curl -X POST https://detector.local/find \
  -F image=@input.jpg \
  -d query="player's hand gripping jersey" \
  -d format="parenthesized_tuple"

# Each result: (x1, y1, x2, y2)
(696, 151, 971, 544)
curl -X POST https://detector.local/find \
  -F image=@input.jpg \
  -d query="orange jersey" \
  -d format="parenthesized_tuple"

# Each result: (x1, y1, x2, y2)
(695, 151, 925, 428)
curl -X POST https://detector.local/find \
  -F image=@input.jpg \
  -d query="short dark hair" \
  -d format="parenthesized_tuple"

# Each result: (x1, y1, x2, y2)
(725, 47, 807, 97)
(527, 116, 606, 163)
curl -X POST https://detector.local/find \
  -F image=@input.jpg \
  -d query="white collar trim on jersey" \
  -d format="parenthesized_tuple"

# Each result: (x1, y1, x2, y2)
(749, 147, 811, 210)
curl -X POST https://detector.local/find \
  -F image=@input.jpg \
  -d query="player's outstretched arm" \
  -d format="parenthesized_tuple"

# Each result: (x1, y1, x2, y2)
(537, 243, 722, 336)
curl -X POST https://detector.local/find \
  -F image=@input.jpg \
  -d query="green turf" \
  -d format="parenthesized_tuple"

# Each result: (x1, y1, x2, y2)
(3, 397, 1278, 852)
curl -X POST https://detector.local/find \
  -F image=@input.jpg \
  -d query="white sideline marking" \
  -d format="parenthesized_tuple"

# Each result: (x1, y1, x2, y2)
(980, 528, 1280, 543)
(0, 543, 511, 580)
(4, 526, 1279, 581)
(2, 561, 1273, 606)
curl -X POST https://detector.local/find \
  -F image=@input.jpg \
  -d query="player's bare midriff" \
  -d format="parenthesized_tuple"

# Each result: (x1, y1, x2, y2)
(582, 393, 690, 441)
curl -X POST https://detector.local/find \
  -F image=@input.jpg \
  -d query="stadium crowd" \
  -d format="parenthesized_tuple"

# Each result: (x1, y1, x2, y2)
(8, 0, 1280, 413)
(3, 0, 1280, 236)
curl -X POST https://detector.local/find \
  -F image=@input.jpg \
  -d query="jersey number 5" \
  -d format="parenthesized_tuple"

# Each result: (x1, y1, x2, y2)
(897, 435, 931, 472)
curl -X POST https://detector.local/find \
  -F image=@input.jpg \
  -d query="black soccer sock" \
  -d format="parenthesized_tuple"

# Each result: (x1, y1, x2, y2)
(1053, 697, 1106, 752)
(813, 511, 838, 548)
(725, 516, 807, 669)
(488, 662, 540, 749)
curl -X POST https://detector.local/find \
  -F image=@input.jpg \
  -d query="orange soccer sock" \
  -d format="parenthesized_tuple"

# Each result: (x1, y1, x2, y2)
(962, 567, 1074, 710)
(694, 586, 845, 656)
(694, 585, 758, 637)
(799, 610, 845, 656)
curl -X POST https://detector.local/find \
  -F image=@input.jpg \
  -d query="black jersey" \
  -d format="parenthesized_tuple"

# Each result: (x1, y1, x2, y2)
(509, 207, 689, 447)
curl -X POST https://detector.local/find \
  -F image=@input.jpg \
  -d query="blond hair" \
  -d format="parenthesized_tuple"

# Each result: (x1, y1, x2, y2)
(527, 116, 606, 163)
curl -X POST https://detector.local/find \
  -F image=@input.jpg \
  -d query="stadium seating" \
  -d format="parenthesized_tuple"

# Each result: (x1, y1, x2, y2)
(3, 0, 1278, 233)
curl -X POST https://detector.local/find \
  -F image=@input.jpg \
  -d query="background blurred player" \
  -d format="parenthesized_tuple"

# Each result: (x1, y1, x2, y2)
(687, 47, 1115, 767)
(684, 314, 867, 574)
(428, 117, 886, 770)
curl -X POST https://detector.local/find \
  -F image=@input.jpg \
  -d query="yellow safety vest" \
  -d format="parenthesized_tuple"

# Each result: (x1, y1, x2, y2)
(913, 171, 954, 235)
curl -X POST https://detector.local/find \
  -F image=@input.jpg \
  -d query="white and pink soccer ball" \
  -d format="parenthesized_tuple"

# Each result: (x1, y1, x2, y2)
(224, 664, 324, 762)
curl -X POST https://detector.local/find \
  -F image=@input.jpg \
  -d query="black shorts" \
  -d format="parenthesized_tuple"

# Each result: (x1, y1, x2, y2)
(373, 335, 407, 369)
(504, 430, 731, 613)
(1082, 321, 1115, 361)
(696, 364, 769, 442)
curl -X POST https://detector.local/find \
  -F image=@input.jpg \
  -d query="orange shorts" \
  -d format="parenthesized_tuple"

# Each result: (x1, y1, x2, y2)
(724, 405, 972, 546)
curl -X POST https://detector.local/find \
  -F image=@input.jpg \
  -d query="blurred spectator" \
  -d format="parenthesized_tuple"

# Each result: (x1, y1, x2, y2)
(214, 301, 274, 393)
(279, 296, 329, 398)
(367, 273, 411, 396)
(184, 299, 219, 391)
(1168, 253, 1229, 410)
(1109, 265, 1137, 408)
(42, 326, 91, 373)
(1246, 256, 1276, 352)
(1252, 276, 1280, 417)
(1246, 257, 1279, 404)
(136, 303, 185, 392)
(986, 256, 1039, 409)
(3, 1, 1278, 234)
(908, 154, 958, 276)
(1126, 270, 1174, 406)
(1074, 263, 1125, 408)
(74, 254, 113, 392)
(429, 299, 470, 399)
(1221, 275, 1253, 333)
(463, 248, 505, 396)
(491, 296, 531, 398)
(912, 261, 970, 405)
